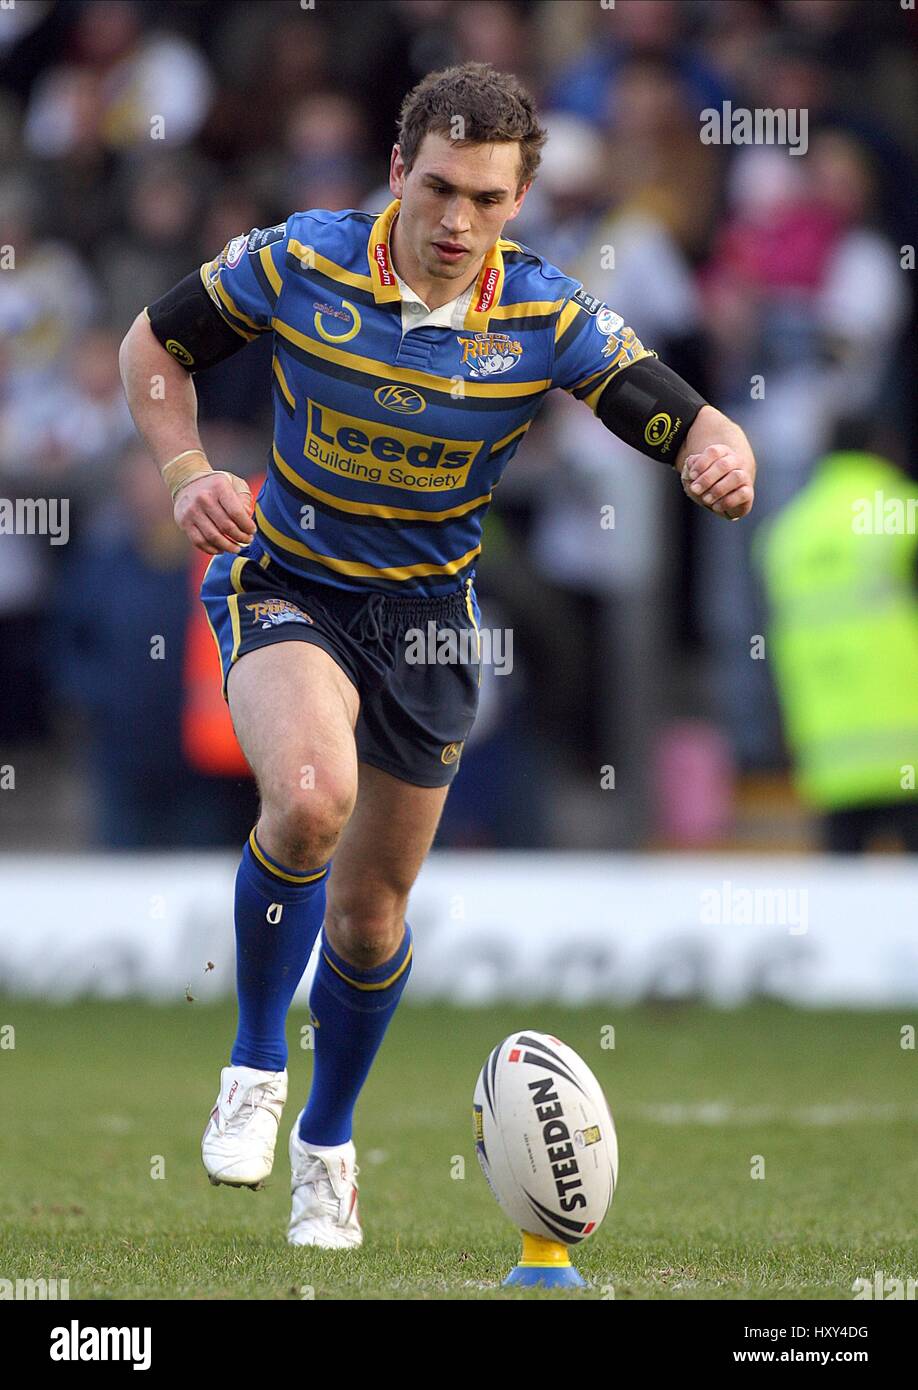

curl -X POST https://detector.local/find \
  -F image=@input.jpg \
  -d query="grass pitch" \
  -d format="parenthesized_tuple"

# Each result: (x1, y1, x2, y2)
(0, 999, 915, 1300)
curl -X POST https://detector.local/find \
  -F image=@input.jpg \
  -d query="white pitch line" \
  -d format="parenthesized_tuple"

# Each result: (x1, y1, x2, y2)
(628, 1101, 918, 1126)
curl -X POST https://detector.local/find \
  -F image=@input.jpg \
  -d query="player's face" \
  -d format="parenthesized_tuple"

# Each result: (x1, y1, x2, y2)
(390, 132, 530, 283)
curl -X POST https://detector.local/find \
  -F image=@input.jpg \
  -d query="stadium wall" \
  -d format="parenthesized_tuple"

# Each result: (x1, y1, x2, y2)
(0, 854, 915, 1006)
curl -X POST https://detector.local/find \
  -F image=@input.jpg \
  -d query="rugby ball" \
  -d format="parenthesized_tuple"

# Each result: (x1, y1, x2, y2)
(473, 1030, 618, 1244)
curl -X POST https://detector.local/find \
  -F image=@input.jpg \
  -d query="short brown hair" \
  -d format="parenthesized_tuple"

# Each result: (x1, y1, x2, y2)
(397, 62, 548, 193)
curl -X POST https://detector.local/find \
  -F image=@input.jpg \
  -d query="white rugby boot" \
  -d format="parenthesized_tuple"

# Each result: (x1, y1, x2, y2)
(202, 1065, 287, 1189)
(287, 1112, 363, 1248)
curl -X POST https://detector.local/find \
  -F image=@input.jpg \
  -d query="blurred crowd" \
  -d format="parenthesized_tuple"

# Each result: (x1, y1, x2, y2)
(0, 0, 915, 851)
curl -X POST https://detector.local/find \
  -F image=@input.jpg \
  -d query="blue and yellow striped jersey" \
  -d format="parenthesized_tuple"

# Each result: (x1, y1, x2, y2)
(200, 198, 653, 594)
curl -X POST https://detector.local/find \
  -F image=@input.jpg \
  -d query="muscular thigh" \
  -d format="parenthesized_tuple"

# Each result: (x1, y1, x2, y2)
(227, 642, 361, 860)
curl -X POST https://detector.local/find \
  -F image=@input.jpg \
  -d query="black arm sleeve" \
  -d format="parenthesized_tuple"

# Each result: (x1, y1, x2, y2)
(596, 355, 707, 464)
(145, 272, 251, 373)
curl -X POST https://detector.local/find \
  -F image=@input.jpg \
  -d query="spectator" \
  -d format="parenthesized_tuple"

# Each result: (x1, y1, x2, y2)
(755, 440, 918, 852)
(0, 176, 97, 416)
(49, 439, 257, 847)
(0, 0, 913, 850)
(0, 324, 135, 508)
(23, 0, 214, 158)
(97, 155, 211, 333)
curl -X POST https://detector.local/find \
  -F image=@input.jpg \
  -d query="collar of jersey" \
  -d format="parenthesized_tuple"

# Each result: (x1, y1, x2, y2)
(367, 198, 505, 331)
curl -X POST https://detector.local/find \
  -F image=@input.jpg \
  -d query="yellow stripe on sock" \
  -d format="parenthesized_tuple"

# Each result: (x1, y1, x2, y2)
(248, 830, 328, 884)
(322, 941, 413, 992)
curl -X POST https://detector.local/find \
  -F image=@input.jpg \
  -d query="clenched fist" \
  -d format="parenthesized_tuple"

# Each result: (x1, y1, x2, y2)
(680, 444, 755, 520)
(174, 470, 256, 555)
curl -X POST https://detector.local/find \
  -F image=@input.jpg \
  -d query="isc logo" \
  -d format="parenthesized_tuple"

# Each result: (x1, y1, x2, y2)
(374, 384, 426, 414)
(304, 400, 482, 493)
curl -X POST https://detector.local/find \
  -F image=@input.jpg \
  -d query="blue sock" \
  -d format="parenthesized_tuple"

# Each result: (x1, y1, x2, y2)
(230, 829, 330, 1072)
(298, 924, 413, 1146)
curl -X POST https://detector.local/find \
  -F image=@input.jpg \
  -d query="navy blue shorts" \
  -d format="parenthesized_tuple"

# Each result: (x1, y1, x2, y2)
(200, 536, 482, 787)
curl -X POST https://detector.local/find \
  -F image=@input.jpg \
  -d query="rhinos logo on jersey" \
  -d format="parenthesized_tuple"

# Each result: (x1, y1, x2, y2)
(457, 331, 524, 379)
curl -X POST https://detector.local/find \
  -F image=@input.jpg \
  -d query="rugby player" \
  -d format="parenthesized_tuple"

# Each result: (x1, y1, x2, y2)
(119, 62, 755, 1249)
